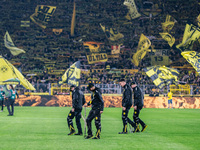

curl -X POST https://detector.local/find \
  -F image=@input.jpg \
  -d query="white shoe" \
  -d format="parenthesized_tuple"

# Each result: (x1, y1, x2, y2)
(0, 110, 3, 112)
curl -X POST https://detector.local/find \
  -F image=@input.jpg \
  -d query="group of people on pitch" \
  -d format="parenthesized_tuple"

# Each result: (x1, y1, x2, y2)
(0, 85, 19, 116)
(67, 78, 147, 139)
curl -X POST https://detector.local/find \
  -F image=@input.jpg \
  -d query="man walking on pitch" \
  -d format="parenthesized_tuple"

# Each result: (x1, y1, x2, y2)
(131, 81, 147, 132)
(118, 79, 136, 134)
(0, 87, 5, 112)
(67, 85, 86, 135)
(84, 83, 104, 139)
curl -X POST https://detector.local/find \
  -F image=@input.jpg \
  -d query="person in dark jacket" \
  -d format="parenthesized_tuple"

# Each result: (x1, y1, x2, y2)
(119, 79, 136, 134)
(67, 85, 86, 135)
(84, 83, 104, 139)
(131, 81, 147, 132)
(0, 87, 5, 112)
(6, 85, 19, 116)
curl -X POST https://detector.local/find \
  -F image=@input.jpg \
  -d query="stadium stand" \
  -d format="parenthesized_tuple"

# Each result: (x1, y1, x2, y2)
(0, 0, 200, 95)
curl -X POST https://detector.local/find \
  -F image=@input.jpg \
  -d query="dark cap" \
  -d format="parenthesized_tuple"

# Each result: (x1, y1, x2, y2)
(130, 81, 137, 86)
(70, 85, 76, 91)
(70, 85, 76, 88)
(87, 83, 94, 90)
(119, 78, 126, 82)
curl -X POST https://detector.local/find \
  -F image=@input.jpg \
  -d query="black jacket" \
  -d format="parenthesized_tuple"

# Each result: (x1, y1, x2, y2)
(87, 87, 104, 111)
(132, 85, 144, 108)
(72, 87, 85, 110)
(122, 84, 132, 108)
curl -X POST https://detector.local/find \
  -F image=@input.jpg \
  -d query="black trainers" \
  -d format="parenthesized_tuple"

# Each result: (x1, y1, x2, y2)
(141, 125, 148, 132)
(74, 133, 83, 135)
(92, 136, 100, 139)
(7, 114, 13, 116)
(68, 130, 75, 136)
(85, 135, 93, 139)
(118, 132, 128, 134)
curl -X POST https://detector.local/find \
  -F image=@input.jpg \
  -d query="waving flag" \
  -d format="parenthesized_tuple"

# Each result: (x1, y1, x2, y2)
(4, 31, 25, 56)
(0, 55, 35, 90)
(143, 66, 179, 88)
(181, 51, 200, 74)
(59, 61, 81, 86)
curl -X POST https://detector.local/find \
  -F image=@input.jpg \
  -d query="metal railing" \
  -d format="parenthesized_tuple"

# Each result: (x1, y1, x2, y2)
(4, 83, 199, 96)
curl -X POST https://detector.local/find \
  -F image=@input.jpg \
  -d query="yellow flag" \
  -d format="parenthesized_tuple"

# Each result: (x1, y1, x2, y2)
(4, 31, 26, 56)
(181, 51, 200, 74)
(162, 15, 175, 32)
(136, 34, 151, 51)
(132, 49, 147, 66)
(124, 0, 141, 19)
(132, 34, 151, 66)
(0, 56, 35, 90)
(30, 5, 56, 29)
(100, 24, 124, 42)
(59, 61, 81, 86)
(176, 24, 200, 51)
(159, 32, 175, 47)
(71, 1, 76, 36)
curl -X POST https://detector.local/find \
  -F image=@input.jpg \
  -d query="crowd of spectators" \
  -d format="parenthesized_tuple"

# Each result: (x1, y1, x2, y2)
(0, 0, 200, 94)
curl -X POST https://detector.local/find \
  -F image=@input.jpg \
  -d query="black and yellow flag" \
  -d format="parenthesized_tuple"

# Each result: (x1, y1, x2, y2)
(143, 66, 179, 88)
(181, 51, 200, 74)
(176, 24, 200, 51)
(132, 34, 151, 66)
(30, 5, 56, 29)
(100, 24, 124, 42)
(123, 0, 141, 20)
(59, 61, 81, 86)
(162, 15, 175, 32)
(159, 32, 175, 47)
(0, 55, 35, 90)
(197, 14, 200, 27)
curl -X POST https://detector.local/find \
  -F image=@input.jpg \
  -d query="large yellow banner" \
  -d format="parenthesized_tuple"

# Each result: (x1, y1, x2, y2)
(86, 53, 108, 64)
(30, 5, 56, 29)
(123, 0, 141, 19)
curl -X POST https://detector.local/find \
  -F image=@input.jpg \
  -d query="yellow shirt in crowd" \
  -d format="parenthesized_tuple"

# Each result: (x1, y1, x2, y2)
(168, 91, 173, 100)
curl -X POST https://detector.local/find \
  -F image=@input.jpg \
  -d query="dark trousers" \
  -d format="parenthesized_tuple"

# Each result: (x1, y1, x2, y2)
(133, 107, 145, 128)
(7, 99, 15, 115)
(67, 109, 82, 133)
(1, 100, 3, 111)
(86, 109, 101, 138)
(122, 108, 135, 132)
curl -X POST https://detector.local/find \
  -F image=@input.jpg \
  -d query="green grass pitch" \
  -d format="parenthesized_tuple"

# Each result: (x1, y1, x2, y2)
(0, 107, 200, 150)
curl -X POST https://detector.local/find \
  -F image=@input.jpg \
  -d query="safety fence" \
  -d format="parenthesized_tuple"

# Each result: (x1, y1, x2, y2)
(2, 83, 199, 96)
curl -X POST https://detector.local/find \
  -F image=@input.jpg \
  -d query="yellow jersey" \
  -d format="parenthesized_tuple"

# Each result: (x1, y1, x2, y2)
(168, 92, 173, 100)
